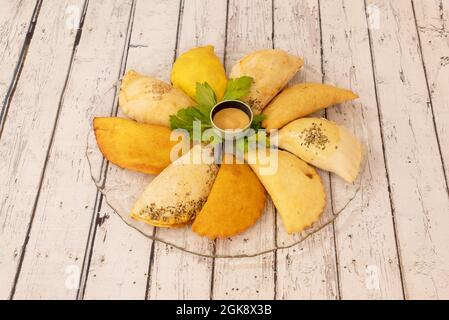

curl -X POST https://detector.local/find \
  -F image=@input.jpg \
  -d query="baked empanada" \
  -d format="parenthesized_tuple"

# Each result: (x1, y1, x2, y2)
(278, 118, 363, 183)
(93, 117, 177, 175)
(192, 158, 266, 239)
(119, 70, 194, 127)
(131, 145, 218, 227)
(262, 83, 358, 129)
(230, 49, 304, 114)
(246, 149, 326, 234)
(171, 45, 227, 100)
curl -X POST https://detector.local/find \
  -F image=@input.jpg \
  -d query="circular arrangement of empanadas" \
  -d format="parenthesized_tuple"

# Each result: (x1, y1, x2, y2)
(93, 45, 362, 239)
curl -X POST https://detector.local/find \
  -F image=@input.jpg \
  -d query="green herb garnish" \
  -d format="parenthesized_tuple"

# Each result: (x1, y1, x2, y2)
(169, 82, 217, 135)
(195, 82, 217, 113)
(222, 76, 253, 101)
(170, 76, 259, 139)
(250, 114, 266, 131)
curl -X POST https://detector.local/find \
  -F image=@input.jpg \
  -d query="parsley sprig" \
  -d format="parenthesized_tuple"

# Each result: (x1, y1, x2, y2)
(169, 82, 217, 135)
(169, 76, 265, 136)
(222, 76, 253, 101)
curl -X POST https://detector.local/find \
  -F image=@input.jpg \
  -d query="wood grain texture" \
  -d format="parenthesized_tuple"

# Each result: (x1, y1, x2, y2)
(212, 0, 276, 300)
(83, 0, 181, 300)
(147, 0, 228, 300)
(0, 0, 39, 122)
(320, 0, 404, 300)
(11, 0, 135, 299)
(412, 0, 449, 188)
(0, 0, 448, 300)
(366, 0, 449, 299)
(0, 0, 86, 299)
(273, 0, 339, 300)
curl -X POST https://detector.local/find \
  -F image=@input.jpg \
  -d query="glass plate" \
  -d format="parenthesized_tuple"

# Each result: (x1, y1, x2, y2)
(85, 65, 368, 258)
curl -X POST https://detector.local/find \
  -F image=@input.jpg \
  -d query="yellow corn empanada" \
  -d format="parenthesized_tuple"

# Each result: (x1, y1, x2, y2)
(262, 83, 358, 129)
(171, 45, 227, 100)
(93, 117, 177, 175)
(192, 159, 266, 239)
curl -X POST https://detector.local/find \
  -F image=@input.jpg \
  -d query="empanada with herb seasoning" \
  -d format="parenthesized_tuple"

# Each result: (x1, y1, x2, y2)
(278, 118, 363, 183)
(230, 49, 304, 115)
(131, 145, 219, 227)
(119, 70, 194, 127)
(131, 145, 218, 227)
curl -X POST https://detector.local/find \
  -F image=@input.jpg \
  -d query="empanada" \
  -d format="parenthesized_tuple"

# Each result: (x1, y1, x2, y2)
(93, 117, 177, 175)
(278, 118, 363, 183)
(192, 158, 266, 239)
(230, 49, 304, 114)
(131, 145, 219, 227)
(171, 45, 227, 100)
(262, 83, 358, 129)
(119, 70, 194, 127)
(246, 149, 326, 234)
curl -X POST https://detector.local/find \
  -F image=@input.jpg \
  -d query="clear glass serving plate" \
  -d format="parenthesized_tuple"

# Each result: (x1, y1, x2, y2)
(85, 65, 368, 258)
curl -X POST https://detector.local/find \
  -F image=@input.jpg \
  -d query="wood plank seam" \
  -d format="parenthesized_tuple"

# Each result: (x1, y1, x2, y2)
(328, 183, 341, 300)
(209, 0, 230, 301)
(8, 0, 91, 300)
(410, 0, 449, 195)
(144, 229, 157, 300)
(318, 0, 404, 299)
(222, 0, 231, 69)
(363, 0, 407, 299)
(272, 0, 340, 300)
(77, 0, 138, 300)
(318, 0, 342, 300)
(173, 0, 186, 60)
(77, 190, 107, 299)
(209, 240, 217, 300)
(145, 0, 184, 300)
(3, 0, 442, 299)
(271, 0, 278, 300)
(79, 0, 182, 299)
(317, 0, 343, 299)
(271, 0, 277, 301)
(211, 0, 276, 299)
(80, 0, 188, 300)
(0, 0, 42, 139)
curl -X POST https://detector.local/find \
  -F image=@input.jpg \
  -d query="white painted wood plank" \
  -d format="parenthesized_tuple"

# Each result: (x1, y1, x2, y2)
(366, 0, 449, 299)
(83, 209, 152, 300)
(413, 0, 449, 188)
(12, 0, 134, 299)
(0, 0, 85, 299)
(212, 0, 276, 300)
(84, 0, 183, 300)
(273, 0, 339, 300)
(0, 0, 38, 118)
(148, 0, 228, 300)
(320, 0, 404, 300)
(0, 0, 444, 301)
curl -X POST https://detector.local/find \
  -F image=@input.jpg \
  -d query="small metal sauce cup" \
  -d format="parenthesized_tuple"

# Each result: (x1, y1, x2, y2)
(210, 100, 253, 140)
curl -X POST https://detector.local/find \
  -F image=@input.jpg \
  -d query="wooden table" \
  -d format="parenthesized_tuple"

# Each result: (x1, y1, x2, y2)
(1, 0, 448, 300)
